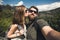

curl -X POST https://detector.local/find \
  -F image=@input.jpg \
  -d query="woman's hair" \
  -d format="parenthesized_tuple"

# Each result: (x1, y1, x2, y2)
(13, 5, 26, 26)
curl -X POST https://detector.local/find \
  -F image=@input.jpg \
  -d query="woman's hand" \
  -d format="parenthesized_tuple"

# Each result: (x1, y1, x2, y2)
(19, 29, 24, 35)
(15, 29, 24, 37)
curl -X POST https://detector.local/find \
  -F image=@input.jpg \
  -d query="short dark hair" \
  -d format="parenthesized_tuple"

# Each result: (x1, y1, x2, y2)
(29, 6, 38, 13)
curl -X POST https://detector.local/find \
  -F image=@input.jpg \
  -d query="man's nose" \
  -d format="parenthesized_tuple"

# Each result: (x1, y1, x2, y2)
(32, 11, 34, 13)
(27, 11, 29, 13)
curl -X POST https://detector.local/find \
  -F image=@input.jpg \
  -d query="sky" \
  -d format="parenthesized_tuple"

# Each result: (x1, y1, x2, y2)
(0, 0, 60, 11)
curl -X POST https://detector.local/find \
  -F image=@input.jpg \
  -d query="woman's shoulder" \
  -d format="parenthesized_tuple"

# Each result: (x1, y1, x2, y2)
(10, 24, 18, 28)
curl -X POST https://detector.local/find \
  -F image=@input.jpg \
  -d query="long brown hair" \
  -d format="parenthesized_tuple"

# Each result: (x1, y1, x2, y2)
(13, 5, 26, 27)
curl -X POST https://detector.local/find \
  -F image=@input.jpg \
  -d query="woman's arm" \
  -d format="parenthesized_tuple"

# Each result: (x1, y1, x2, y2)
(7, 24, 24, 38)
(7, 24, 20, 38)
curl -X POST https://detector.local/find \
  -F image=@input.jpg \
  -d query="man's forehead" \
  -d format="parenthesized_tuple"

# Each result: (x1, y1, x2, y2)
(30, 8, 37, 11)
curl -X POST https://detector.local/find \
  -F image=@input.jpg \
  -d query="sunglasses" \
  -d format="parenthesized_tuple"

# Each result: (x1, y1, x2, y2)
(25, 10, 28, 13)
(28, 10, 37, 13)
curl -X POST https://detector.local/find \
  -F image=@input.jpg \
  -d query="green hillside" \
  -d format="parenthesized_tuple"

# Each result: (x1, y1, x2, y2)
(0, 5, 60, 37)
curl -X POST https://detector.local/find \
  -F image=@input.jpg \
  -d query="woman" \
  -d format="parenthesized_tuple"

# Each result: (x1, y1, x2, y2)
(7, 5, 28, 40)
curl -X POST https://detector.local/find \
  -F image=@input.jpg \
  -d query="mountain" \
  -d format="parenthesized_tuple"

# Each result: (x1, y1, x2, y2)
(39, 7, 60, 31)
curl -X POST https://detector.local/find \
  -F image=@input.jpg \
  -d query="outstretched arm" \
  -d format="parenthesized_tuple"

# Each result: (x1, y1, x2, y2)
(36, 19, 60, 40)
(42, 26, 60, 40)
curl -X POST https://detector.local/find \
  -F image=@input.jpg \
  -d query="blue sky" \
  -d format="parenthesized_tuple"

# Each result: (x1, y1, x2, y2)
(0, 0, 60, 11)
(2, 0, 60, 7)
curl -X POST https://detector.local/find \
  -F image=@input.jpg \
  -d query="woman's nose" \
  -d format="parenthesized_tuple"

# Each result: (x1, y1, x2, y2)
(25, 12, 29, 17)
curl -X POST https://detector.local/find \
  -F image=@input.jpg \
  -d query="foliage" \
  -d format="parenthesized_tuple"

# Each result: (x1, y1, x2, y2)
(0, 5, 14, 32)
(0, 5, 60, 33)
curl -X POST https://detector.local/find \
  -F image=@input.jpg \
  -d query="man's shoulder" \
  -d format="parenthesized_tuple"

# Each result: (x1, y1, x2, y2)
(36, 18, 49, 27)
(36, 19, 46, 23)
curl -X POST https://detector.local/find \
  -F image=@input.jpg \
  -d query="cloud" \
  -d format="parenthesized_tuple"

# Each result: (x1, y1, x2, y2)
(9, 4, 14, 6)
(15, 1, 23, 6)
(9, 1, 23, 6)
(0, 0, 3, 5)
(36, 2, 60, 11)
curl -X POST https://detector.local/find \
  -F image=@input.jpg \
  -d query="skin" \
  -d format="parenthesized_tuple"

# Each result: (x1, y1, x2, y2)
(24, 8, 29, 17)
(41, 26, 60, 40)
(28, 8, 37, 20)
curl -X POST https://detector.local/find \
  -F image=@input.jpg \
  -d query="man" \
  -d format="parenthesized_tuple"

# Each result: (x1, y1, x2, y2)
(26, 6, 46, 40)
(26, 6, 60, 40)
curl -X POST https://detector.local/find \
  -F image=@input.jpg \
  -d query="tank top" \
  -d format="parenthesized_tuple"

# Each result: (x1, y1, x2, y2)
(11, 24, 27, 40)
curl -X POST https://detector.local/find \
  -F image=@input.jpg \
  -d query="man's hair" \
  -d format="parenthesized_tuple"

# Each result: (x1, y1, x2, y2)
(29, 6, 38, 14)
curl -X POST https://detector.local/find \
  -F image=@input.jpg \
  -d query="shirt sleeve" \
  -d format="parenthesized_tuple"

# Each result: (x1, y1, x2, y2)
(36, 19, 49, 29)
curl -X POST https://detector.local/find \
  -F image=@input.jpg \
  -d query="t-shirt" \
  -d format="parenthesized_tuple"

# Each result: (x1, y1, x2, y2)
(27, 18, 49, 40)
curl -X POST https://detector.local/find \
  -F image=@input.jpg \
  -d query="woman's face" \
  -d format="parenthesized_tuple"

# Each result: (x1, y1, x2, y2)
(24, 8, 29, 17)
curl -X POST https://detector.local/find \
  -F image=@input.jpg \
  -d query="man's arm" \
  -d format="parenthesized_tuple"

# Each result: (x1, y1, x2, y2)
(42, 26, 60, 40)
(36, 19, 60, 40)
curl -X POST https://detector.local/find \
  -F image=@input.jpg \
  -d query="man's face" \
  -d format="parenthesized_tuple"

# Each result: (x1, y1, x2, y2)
(28, 8, 37, 20)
